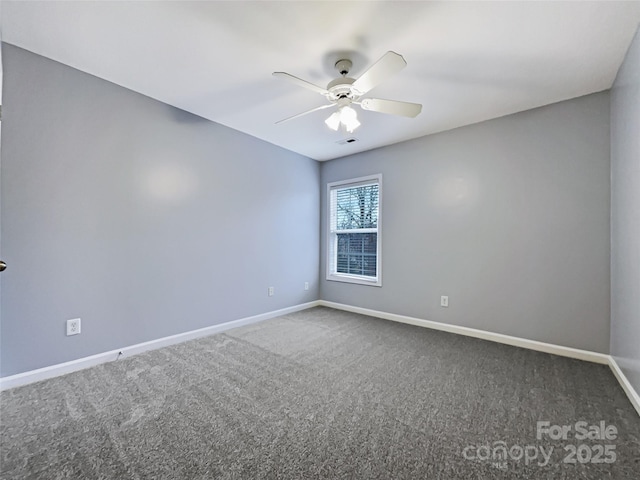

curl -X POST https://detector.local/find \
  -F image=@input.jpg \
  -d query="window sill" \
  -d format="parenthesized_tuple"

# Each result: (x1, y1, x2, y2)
(326, 273, 382, 287)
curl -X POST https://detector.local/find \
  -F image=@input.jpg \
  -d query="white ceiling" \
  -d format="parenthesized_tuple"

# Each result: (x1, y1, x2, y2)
(2, 1, 640, 161)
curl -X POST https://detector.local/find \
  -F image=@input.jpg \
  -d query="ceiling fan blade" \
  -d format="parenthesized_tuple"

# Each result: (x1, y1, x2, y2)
(275, 104, 336, 124)
(360, 98, 422, 118)
(352, 51, 407, 96)
(273, 72, 328, 95)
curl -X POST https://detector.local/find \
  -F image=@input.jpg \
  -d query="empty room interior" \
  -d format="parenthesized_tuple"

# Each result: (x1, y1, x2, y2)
(1, 1, 640, 478)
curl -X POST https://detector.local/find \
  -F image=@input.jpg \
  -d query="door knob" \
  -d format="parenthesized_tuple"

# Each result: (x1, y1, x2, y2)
(0, 260, 6, 272)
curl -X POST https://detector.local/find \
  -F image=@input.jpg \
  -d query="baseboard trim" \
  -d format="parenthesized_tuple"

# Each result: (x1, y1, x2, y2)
(318, 301, 610, 365)
(608, 357, 640, 416)
(0, 301, 320, 391)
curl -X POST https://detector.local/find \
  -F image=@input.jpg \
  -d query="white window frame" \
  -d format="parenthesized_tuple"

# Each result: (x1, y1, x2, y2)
(326, 174, 382, 287)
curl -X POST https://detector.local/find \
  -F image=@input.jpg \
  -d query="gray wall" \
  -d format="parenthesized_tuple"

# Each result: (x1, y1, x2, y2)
(321, 92, 611, 353)
(0, 44, 320, 376)
(611, 27, 640, 394)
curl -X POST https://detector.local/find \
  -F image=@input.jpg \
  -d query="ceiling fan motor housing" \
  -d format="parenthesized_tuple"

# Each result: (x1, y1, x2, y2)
(325, 59, 359, 102)
(326, 77, 357, 102)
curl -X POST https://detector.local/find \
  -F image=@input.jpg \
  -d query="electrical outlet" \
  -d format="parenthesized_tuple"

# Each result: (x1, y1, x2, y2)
(304, 282, 309, 291)
(268, 286, 274, 297)
(440, 296, 449, 307)
(66, 318, 81, 336)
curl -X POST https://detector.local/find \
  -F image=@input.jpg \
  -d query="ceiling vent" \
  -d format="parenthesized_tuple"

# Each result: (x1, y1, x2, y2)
(336, 138, 358, 145)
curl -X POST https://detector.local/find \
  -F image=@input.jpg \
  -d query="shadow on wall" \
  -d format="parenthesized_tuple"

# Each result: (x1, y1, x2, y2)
(165, 104, 212, 124)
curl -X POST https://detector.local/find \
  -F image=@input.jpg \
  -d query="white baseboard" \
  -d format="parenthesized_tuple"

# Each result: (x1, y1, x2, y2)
(0, 301, 320, 391)
(608, 357, 640, 416)
(319, 300, 610, 364)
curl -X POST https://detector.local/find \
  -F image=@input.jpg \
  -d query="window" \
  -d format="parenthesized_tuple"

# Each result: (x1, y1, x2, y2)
(327, 174, 381, 286)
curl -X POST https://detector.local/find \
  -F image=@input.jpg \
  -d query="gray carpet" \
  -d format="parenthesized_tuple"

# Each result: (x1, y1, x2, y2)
(1, 307, 639, 479)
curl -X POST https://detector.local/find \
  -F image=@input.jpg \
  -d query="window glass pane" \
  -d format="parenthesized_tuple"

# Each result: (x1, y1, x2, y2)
(335, 184, 378, 229)
(336, 233, 377, 276)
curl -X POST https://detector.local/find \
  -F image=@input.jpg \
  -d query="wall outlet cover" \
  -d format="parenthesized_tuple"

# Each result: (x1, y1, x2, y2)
(66, 318, 81, 336)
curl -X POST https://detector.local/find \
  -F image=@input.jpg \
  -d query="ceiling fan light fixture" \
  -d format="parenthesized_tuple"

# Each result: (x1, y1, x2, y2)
(339, 106, 360, 132)
(340, 105, 357, 122)
(325, 106, 360, 133)
(325, 111, 341, 131)
(344, 117, 360, 133)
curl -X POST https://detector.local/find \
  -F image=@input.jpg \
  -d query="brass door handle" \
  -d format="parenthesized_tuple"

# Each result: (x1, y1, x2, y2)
(0, 260, 6, 272)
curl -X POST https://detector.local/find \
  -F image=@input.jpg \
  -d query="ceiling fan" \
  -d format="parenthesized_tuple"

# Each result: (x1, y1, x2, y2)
(273, 51, 422, 133)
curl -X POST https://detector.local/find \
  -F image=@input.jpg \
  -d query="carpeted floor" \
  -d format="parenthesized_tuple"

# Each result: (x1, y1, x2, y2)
(1, 307, 639, 479)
